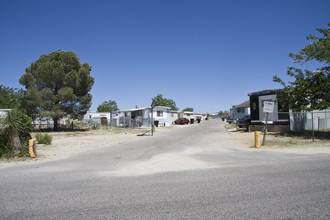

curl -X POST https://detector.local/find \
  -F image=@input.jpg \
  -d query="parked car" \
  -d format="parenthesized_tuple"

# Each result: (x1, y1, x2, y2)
(237, 115, 251, 128)
(175, 118, 190, 124)
(226, 117, 236, 124)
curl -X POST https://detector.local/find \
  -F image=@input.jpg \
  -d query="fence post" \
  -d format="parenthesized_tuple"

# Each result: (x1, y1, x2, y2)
(151, 107, 154, 136)
(110, 112, 112, 129)
(28, 139, 36, 158)
(312, 112, 315, 142)
(254, 131, 261, 148)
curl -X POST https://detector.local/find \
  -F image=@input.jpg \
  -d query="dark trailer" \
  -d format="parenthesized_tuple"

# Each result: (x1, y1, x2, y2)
(248, 89, 290, 132)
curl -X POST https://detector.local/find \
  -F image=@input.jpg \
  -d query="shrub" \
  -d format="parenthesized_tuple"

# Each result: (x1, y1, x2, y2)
(0, 110, 32, 158)
(0, 142, 14, 158)
(17, 145, 30, 157)
(35, 133, 52, 145)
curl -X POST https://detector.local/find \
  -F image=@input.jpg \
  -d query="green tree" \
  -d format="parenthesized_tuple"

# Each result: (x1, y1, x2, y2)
(19, 50, 94, 131)
(151, 94, 179, 111)
(97, 100, 119, 112)
(273, 23, 330, 111)
(218, 110, 229, 117)
(0, 110, 32, 157)
(0, 85, 23, 109)
(97, 100, 119, 128)
(182, 107, 194, 112)
(18, 89, 40, 119)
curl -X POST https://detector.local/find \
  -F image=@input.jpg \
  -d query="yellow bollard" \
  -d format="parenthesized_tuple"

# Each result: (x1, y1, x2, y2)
(28, 139, 37, 158)
(153, 125, 156, 133)
(254, 131, 261, 148)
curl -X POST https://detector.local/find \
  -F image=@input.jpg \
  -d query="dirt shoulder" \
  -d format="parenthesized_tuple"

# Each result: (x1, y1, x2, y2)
(226, 124, 330, 154)
(0, 125, 185, 168)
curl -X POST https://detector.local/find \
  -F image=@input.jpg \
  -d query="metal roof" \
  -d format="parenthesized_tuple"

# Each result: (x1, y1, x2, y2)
(248, 89, 283, 96)
(122, 106, 171, 112)
(233, 100, 250, 108)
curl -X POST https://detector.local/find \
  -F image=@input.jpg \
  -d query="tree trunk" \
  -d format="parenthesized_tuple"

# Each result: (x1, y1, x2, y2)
(110, 112, 112, 129)
(12, 132, 22, 152)
(53, 117, 59, 131)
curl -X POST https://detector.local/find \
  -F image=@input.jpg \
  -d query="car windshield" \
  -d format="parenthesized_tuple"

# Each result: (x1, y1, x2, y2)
(241, 115, 249, 119)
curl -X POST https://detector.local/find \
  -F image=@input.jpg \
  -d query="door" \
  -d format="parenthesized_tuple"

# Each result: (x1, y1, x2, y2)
(101, 117, 108, 126)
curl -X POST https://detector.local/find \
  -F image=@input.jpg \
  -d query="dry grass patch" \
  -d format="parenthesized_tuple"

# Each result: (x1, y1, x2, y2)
(225, 122, 330, 150)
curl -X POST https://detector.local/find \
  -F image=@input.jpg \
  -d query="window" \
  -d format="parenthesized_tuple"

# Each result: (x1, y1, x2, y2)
(157, 111, 163, 117)
(237, 108, 244, 113)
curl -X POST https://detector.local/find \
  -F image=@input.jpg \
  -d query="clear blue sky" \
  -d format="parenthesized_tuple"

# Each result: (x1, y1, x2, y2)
(1, 0, 329, 113)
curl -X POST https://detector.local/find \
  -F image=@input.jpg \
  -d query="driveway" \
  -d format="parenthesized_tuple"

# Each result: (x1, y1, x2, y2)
(1, 119, 330, 219)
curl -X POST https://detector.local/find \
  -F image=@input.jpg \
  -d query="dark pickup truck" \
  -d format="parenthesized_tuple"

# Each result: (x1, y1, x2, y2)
(237, 115, 251, 128)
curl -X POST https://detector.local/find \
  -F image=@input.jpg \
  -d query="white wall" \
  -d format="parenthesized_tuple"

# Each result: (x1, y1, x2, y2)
(290, 110, 330, 131)
(151, 107, 171, 126)
(178, 112, 195, 120)
(170, 112, 179, 123)
(84, 112, 111, 120)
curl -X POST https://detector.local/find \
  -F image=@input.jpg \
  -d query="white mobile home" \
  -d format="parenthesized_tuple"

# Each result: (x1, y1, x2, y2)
(153, 106, 171, 126)
(111, 106, 172, 128)
(170, 111, 179, 124)
(84, 111, 111, 126)
(178, 111, 195, 120)
(229, 100, 250, 121)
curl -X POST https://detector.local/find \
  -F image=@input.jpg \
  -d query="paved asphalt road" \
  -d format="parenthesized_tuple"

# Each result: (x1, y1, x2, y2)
(1, 119, 330, 219)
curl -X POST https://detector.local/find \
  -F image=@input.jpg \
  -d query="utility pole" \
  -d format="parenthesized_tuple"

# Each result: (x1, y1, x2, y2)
(262, 112, 268, 145)
(151, 101, 155, 136)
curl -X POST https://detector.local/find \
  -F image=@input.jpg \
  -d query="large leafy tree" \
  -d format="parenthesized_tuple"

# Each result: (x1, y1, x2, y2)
(19, 50, 94, 131)
(0, 85, 23, 109)
(97, 100, 119, 112)
(151, 94, 179, 111)
(273, 23, 330, 111)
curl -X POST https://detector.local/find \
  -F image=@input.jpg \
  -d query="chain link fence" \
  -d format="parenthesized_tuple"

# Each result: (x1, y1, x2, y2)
(111, 116, 154, 128)
(83, 116, 154, 129)
(32, 118, 85, 131)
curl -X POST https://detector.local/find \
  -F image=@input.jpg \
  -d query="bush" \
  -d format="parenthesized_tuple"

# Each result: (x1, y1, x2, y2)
(17, 145, 30, 157)
(0, 110, 32, 158)
(35, 133, 52, 145)
(0, 142, 14, 158)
